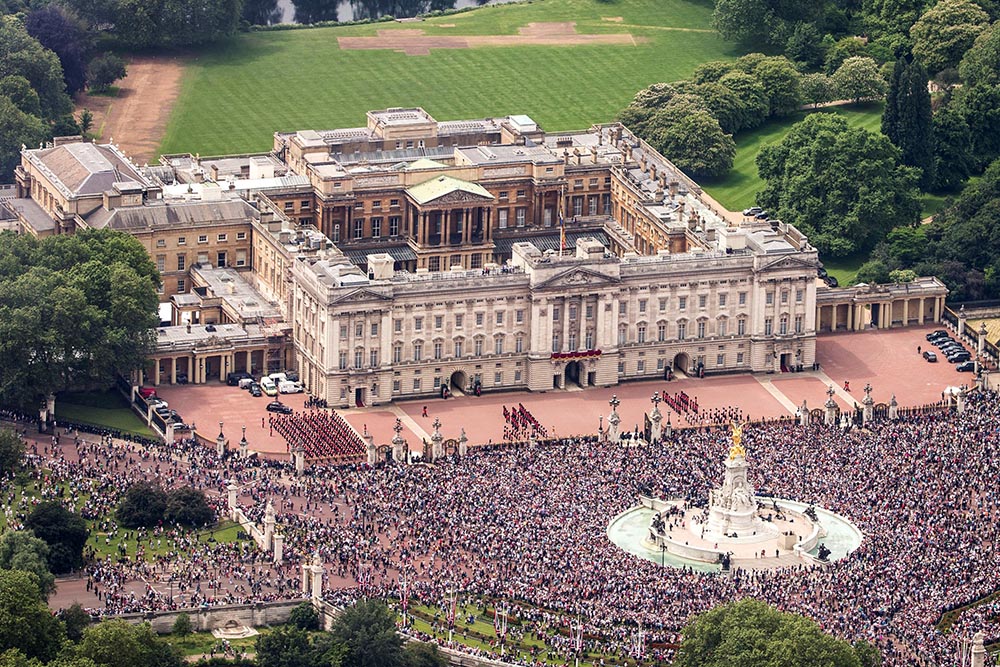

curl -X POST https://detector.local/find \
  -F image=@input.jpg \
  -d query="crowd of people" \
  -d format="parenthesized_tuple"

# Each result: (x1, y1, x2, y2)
(270, 410, 364, 461)
(661, 391, 698, 415)
(5, 388, 1000, 667)
(502, 404, 548, 441)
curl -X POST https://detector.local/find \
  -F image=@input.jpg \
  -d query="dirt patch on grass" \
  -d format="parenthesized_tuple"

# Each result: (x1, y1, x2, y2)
(75, 54, 186, 163)
(338, 21, 642, 55)
(601, 16, 624, 22)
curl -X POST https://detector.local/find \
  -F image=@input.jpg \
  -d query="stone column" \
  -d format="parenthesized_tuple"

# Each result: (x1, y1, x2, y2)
(301, 563, 311, 594)
(216, 423, 226, 458)
(902, 299, 909, 327)
(862, 384, 874, 425)
(830, 305, 838, 332)
(607, 395, 621, 444)
(934, 297, 942, 323)
(972, 631, 986, 667)
(366, 440, 377, 466)
(430, 418, 443, 461)
(799, 400, 809, 426)
(263, 500, 275, 551)
(458, 428, 468, 457)
(272, 534, 284, 564)
(958, 304, 967, 336)
(391, 418, 407, 463)
(649, 394, 662, 442)
(310, 552, 323, 600)
(888, 394, 898, 420)
(227, 482, 238, 520)
(918, 297, 926, 324)
(239, 425, 249, 458)
(170, 358, 177, 384)
(956, 387, 967, 414)
(824, 386, 837, 426)
(153, 360, 161, 386)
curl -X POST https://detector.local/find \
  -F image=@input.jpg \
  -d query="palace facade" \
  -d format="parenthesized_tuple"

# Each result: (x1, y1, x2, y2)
(7, 109, 947, 403)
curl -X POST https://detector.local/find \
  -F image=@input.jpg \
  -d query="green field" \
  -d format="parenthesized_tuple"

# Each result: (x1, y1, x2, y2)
(701, 102, 886, 212)
(159, 0, 741, 156)
(55, 389, 156, 438)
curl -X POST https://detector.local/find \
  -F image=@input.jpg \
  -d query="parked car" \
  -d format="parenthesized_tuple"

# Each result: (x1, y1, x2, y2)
(817, 267, 828, 279)
(284, 371, 299, 382)
(939, 343, 964, 352)
(268, 372, 288, 384)
(249, 383, 262, 397)
(148, 397, 168, 408)
(934, 337, 956, 348)
(279, 380, 304, 394)
(923, 351, 938, 362)
(266, 401, 293, 414)
(825, 276, 839, 288)
(957, 361, 976, 372)
(227, 371, 253, 386)
(175, 373, 189, 384)
(947, 352, 971, 363)
(261, 377, 278, 396)
(138, 387, 157, 399)
(926, 330, 949, 341)
(742, 206, 762, 216)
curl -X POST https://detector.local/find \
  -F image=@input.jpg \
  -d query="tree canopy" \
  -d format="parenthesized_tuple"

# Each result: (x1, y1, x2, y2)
(0, 230, 159, 411)
(911, 0, 991, 74)
(75, 620, 182, 667)
(331, 599, 404, 667)
(674, 598, 879, 667)
(0, 569, 66, 663)
(24, 501, 90, 574)
(757, 113, 920, 257)
(0, 530, 56, 598)
(0, 429, 25, 477)
(117, 483, 215, 528)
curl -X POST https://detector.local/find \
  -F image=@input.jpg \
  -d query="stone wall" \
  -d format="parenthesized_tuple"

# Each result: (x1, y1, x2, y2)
(113, 599, 303, 634)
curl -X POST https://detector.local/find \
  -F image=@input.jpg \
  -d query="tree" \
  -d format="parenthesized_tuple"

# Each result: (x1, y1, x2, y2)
(0, 230, 159, 412)
(712, 0, 775, 43)
(402, 643, 448, 667)
(255, 626, 313, 667)
(0, 429, 25, 477)
(911, 0, 990, 74)
(0, 16, 73, 120)
(0, 96, 46, 180)
(111, 0, 242, 48)
(757, 113, 921, 256)
(825, 36, 870, 74)
(958, 20, 1000, 86)
(116, 482, 168, 528)
(242, 0, 282, 25)
(331, 599, 404, 667)
(0, 76, 41, 117)
(0, 530, 55, 598)
(889, 267, 919, 281)
(165, 487, 215, 527)
(718, 71, 770, 129)
(60, 603, 92, 642)
(288, 602, 320, 632)
(674, 598, 871, 667)
(800, 72, 834, 106)
(171, 613, 192, 637)
(832, 56, 888, 103)
(0, 569, 66, 662)
(77, 620, 182, 667)
(785, 22, 826, 68)
(932, 104, 974, 189)
(753, 56, 802, 116)
(87, 54, 126, 94)
(882, 58, 906, 143)
(646, 106, 736, 178)
(25, 5, 91, 95)
(692, 60, 735, 84)
(78, 108, 94, 135)
(24, 502, 89, 573)
(898, 60, 936, 187)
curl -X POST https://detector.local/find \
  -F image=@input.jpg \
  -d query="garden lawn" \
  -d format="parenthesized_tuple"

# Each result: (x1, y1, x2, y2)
(159, 0, 742, 156)
(55, 389, 155, 438)
(822, 252, 868, 287)
(701, 102, 886, 213)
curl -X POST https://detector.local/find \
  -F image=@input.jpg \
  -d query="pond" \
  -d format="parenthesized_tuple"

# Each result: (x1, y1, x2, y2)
(245, 0, 518, 26)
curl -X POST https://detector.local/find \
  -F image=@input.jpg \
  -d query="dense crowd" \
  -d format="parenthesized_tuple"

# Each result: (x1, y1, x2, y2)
(5, 390, 1000, 666)
(270, 410, 364, 461)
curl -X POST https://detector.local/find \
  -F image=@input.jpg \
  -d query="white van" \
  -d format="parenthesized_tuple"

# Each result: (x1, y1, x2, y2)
(279, 380, 303, 394)
(269, 372, 288, 384)
(260, 377, 278, 396)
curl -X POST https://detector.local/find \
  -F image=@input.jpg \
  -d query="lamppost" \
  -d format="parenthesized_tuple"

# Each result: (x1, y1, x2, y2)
(446, 585, 457, 643)
(494, 604, 509, 658)
(571, 613, 584, 667)
(659, 542, 667, 569)
(399, 575, 409, 627)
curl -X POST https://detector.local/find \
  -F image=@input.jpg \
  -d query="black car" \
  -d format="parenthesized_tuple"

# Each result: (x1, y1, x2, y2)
(923, 351, 938, 362)
(743, 206, 762, 216)
(957, 361, 976, 372)
(227, 371, 253, 386)
(266, 401, 293, 414)
(926, 330, 949, 341)
(825, 276, 839, 287)
(175, 373, 189, 384)
(817, 267, 828, 278)
(249, 383, 262, 397)
(947, 353, 971, 363)
(284, 371, 299, 382)
(934, 338, 956, 348)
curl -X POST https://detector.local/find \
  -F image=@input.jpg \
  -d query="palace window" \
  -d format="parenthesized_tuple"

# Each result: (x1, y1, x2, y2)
(765, 318, 773, 335)
(697, 321, 706, 338)
(339, 352, 348, 370)
(356, 323, 363, 337)
(515, 208, 526, 227)
(516, 336, 524, 353)
(795, 315, 803, 333)
(354, 350, 363, 369)
(678, 322, 687, 340)
(370, 349, 379, 367)
(738, 318, 746, 335)
(495, 337, 504, 355)
(699, 295, 707, 308)
(414, 317, 423, 332)
(679, 296, 687, 311)
(389, 217, 400, 236)
(780, 316, 788, 335)
(637, 325, 647, 343)
(585, 330, 594, 349)
(739, 292, 747, 305)
(434, 343, 442, 360)
(371, 322, 379, 336)
(552, 334, 560, 353)
(454, 340, 463, 357)
(618, 326, 627, 346)
(498, 210, 508, 229)
(177, 255, 186, 271)
(413, 343, 422, 361)
(657, 323, 666, 342)
(371, 217, 382, 238)
(435, 315, 443, 329)
(354, 219, 364, 239)
(474, 338, 483, 356)
(393, 346, 402, 364)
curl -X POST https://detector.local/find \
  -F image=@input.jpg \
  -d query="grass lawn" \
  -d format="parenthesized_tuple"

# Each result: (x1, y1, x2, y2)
(89, 520, 246, 561)
(159, 0, 742, 156)
(701, 102, 886, 212)
(55, 389, 156, 438)
(165, 627, 267, 655)
(822, 252, 868, 287)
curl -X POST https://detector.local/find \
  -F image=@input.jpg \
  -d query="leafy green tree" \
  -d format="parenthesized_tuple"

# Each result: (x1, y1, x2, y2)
(0, 230, 159, 412)
(0, 96, 46, 180)
(111, 0, 242, 48)
(800, 72, 835, 106)
(647, 105, 736, 178)
(25, 5, 92, 95)
(864, 0, 929, 40)
(116, 482, 168, 528)
(0, 76, 41, 117)
(288, 603, 320, 632)
(825, 36, 871, 74)
(0, 429, 25, 477)
(78, 108, 94, 135)
(718, 71, 770, 129)
(885, 225, 929, 264)
(0, 530, 55, 598)
(757, 113, 920, 256)
(87, 54, 126, 93)
(882, 58, 906, 143)
(692, 60, 735, 84)
(855, 258, 894, 284)
(958, 19, 1000, 86)
(785, 22, 826, 68)
(165, 487, 215, 527)
(255, 626, 313, 667)
(753, 56, 802, 116)
(932, 104, 974, 189)
(674, 598, 870, 667)
(60, 603, 92, 642)
(24, 501, 89, 573)
(911, 0, 990, 74)
(77, 620, 182, 667)
(242, 0, 282, 25)
(832, 56, 888, 103)
(171, 613, 192, 637)
(671, 80, 747, 133)
(899, 60, 936, 187)
(402, 643, 447, 667)
(955, 80, 1000, 167)
(0, 569, 66, 662)
(331, 599, 404, 667)
(712, 0, 775, 43)
(0, 16, 72, 120)
(889, 267, 919, 281)
(630, 82, 677, 108)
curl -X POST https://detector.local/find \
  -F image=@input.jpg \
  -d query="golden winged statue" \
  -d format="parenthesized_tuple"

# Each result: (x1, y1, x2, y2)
(729, 420, 747, 459)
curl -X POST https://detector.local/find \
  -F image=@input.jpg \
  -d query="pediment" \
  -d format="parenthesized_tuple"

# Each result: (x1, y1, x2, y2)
(331, 288, 392, 305)
(758, 255, 818, 274)
(427, 190, 494, 206)
(535, 267, 620, 290)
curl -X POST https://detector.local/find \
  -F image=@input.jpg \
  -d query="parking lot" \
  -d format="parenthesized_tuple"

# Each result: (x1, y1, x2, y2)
(150, 324, 979, 458)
